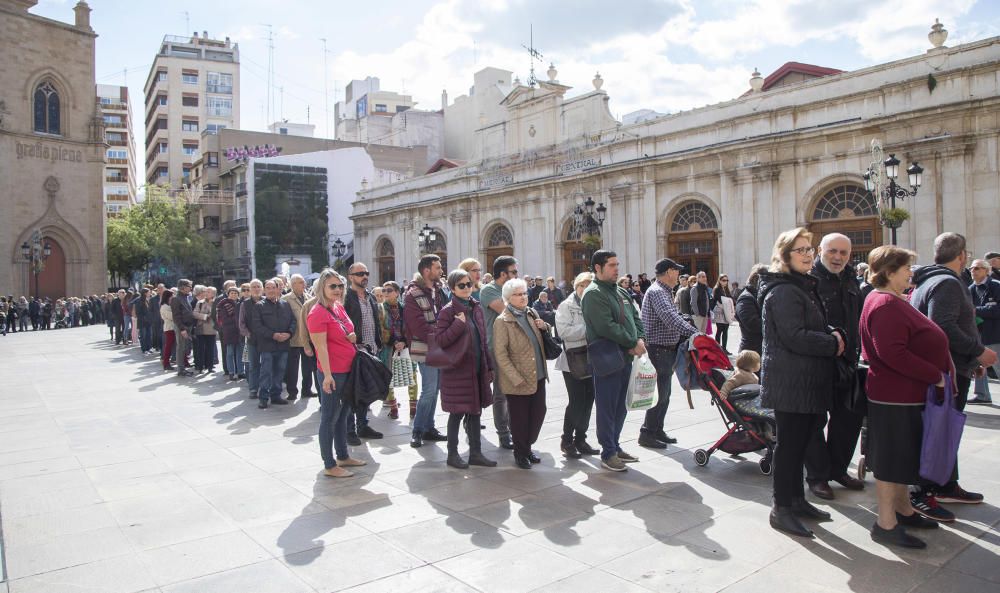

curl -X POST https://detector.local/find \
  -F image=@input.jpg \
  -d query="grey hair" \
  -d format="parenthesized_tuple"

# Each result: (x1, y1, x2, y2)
(249, 278, 263, 289)
(290, 273, 305, 283)
(502, 278, 527, 302)
(933, 232, 966, 264)
(446, 269, 470, 290)
(819, 233, 851, 250)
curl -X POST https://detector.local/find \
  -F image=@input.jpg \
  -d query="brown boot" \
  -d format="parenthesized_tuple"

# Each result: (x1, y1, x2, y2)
(388, 400, 399, 419)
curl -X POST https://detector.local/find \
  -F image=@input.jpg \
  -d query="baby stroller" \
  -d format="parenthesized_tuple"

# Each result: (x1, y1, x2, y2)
(677, 335, 776, 474)
(53, 310, 69, 329)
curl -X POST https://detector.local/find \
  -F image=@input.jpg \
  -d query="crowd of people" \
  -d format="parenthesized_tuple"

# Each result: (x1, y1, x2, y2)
(9, 230, 998, 553)
(0, 295, 106, 333)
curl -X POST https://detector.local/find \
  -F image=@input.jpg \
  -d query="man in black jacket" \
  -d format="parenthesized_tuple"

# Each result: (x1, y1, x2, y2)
(249, 278, 296, 408)
(110, 289, 127, 344)
(344, 263, 384, 442)
(911, 233, 998, 516)
(171, 280, 197, 376)
(148, 284, 164, 352)
(804, 234, 865, 500)
(133, 288, 153, 354)
(968, 259, 1000, 404)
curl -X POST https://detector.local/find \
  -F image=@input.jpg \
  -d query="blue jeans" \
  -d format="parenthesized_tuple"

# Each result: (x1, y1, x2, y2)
(413, 362, 440, 434)
(317, 371, 352, 468)
(226, 342, 244, 376)
(640, 346, 677, 436)
(258, 350, 288, 403)
(592, 361, 632, 460)
(138, 324, 152, 352)
(247, 342, 260, 392)
(124, 316, 132, 339)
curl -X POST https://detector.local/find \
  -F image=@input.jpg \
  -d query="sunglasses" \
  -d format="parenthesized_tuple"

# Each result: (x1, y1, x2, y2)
(455, 282, 474, 290)
(327, 283, 345, 290)
(350, 271, 369, 277)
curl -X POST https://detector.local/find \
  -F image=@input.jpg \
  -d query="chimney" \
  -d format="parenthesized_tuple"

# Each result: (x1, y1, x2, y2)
(225, 36, 231, 47)
(203, 30, 208, 39)
(73, 0, 92, 31)
(193, 31, 199, 38)
(441, 89, 448, 111)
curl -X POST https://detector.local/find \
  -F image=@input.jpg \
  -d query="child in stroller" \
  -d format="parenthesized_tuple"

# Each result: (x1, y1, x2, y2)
(53, 306, 69, 329)
(681, 338, 775, 474)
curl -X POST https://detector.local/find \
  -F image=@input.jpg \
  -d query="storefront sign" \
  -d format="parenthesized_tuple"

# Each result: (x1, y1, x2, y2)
(557, 157, 602, 175)
(479, 173, 514, 189)
(225, 144, 282, 162)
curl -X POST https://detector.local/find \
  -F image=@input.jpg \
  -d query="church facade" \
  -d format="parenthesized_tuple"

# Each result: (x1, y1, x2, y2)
(352, 29, 1000, 286)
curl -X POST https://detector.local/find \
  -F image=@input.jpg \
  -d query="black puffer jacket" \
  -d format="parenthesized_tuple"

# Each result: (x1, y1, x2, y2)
(735, 284, 762, 354)
(811, 258, 861, 364)
(758, 270, 839, 413)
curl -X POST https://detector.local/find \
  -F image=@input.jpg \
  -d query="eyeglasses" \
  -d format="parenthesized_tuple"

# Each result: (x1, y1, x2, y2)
(469, 268, 481, 274)
(790, 246, 816, 256)
(350, 271, 369, 277)
(327, 283, 345, 290)
(455, 282, 474, 289)
(382, 287, 396, 293)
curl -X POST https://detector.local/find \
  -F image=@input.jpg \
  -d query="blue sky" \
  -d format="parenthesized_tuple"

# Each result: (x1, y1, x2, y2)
(33, 0, 1000, 141)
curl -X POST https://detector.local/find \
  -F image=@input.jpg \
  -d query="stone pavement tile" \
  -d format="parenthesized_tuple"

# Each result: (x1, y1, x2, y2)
(672, 508, 810, 567)
(529, 568, 656, 593)
(137, 530, 272, 587)
(558, 473, 654, 510)
(0, 412, 58, 435)
(0, 482, 103, 519)
(461, 491, 591, 537)
(280, 533, 424, 592)
(4, 524, 135, 579)
(418, 476, 524, 512)
(0, 467, 93, 499)
(436, 538, 588, 593)
(944, 529, 1000, 583)
(522, 513, 660, 566)
(312, 477, 407, 511)
(374, 461, 482, 493)
(655, 476, 770, 517)
(144, 436, 222, 458)
(93, 472, 196, 502)
(0, 455, 80, 481)
(173, 459, 268, 488)
(74, 444, 156, 468)
(108, 494, 237, 551)
(478, 463, 597, 494)
(719, 568, 846, 593)
(244, 509, 372, 557)
(602, 541, 761, 593)
(161, 559, 314, 593)
(85, 457, 173, 484)
(597, 492, 718, 539)
(0, 444, 76, 467)
(377, 513, 508, 564)
(7, 554, 158, 593)
(909, 568, 998, 593)
(240, 446, 324, 474)
(2, 503, 118, 549)
(343, 492, 447, 533)
(155, 446, 242, 470)
(336, 565, 475, 593)
(195, 476, 328, 527)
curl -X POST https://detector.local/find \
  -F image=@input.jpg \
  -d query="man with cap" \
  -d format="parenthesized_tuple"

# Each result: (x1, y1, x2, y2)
(969, 258, 1000, 405)
(529, 276, 545, 304)
(638, 258, 697, 448)
(987, 251, 1000, 282)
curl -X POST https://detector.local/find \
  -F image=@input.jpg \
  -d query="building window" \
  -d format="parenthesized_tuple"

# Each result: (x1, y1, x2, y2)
(157, 95, 168, 106)
(157, 71, 168, 82)
(182, 120, 198, 132)
(106, 149, 128, 160)
(103, 114, 123, 125)
(205, 123, 226, 134)
(157, 167, 168, 178)
(182, 144, 199, 156)
(279, 127, 288, 135)
(396, 105, 410, 113)
(182, 96, 199, 107)
(154, 118, 168, 130)
(33, 81, 60, 134)
(374, 103, 388, 112)
(207, 72, 233, 94)
(206, 152, 219, 167)
(106, 132, 124, 142)
(670, 202, 719, 232)
(812, 185, 877, 220)
(182, 73, 199, 85)
(182, 167, 191, 183)
(203, 216, 220, 230)
(207, 96, 232, 117)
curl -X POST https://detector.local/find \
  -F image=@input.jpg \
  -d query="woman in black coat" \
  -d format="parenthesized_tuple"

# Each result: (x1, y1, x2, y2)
(759, 227, 844, 539)
(435, 269, 496, 469)
(735, 264, 768, 354)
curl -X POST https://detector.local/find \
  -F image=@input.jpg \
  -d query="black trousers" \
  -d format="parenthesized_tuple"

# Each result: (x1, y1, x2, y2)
(507, 380, 547, 458)
(919, 374, 971, 493)
(447, 413, 482, 453)
(561, 371, 595, 442)
(773, 410, 826, 506)
(284, 346, 316, 396)
(715, 323, 730, 350)
(804, 394, 866, 484)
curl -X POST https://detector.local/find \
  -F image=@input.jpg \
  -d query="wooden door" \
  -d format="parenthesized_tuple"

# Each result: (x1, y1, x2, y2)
(809, 218, 882, 266)
(667, 231, 719, 285)
(563, 241, 589, 285)
(484, 246, 514, 274)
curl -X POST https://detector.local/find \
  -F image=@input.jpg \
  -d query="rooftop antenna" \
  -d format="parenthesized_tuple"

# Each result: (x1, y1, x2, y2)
(320, 38, 330, 138)
(262, 24, 275, 125)
(279, 86, 284, 120)
(306, 105, 310, 124)
(182, 11, 190, 36)
(521, 24, 543, 87)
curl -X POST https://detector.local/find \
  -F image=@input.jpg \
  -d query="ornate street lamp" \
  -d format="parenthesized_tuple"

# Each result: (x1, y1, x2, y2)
(862, 141, 923, 246)
(333, 238, 346, 258)
(417, 223, 437, 254)
(21, 231, 51, 297)
(572, 196, 607, 260)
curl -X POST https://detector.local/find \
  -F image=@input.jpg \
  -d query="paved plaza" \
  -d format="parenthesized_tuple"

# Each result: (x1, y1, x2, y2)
(0, 326, 997, 593)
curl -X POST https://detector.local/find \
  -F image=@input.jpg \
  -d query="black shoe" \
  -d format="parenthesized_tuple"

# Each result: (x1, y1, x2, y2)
(447, 452, 469, 469)
(575, 440, 600, 456)
(238, 373, 247, 379)
(896, 511, 940, 530)
(808, 481, 835, 500)
(770, 505, 814, 538)
(561, 440, 583, 459)
(655, 431, 678, 445)
(347, 432, 362, 446)
(271, 397, 291, 405)
(792, 497, 832, 521)
(410, 433, 423, 448)
(528, 452, 541, 464)
(177, 370, 194, 377)
(871, 522, 926, 549)
(258, 400, 269, 409)
(230, 374, 238, 381)
(638, 434, 668, 449)
(515, 455, 532, 469)
(422, 429, 448, 442)
(249, 391, 258, 399)
(301, 390, 316, 398)
(286, 394, 298, 401)
(358, 426, 384, 439)
(499, 435, 515, 450)
(468, 452, 498, 467)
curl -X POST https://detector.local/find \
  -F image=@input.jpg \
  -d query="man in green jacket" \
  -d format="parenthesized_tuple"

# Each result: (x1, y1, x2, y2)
(581, 250, 646, 471)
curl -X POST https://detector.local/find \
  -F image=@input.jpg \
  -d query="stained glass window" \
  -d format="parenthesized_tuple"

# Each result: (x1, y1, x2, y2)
(812, 185, 877, 220)
(33, 81, 60, 134)
(487, 225, 513, 247)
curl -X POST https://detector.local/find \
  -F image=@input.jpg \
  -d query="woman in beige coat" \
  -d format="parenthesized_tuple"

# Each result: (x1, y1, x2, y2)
(493, 278, 551, 469)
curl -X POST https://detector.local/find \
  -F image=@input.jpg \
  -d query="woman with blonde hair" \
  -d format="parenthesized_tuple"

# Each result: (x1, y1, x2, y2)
(554, 272, 599, 458)
(758, 227, 844, 538)
(459, 258, 484, 300)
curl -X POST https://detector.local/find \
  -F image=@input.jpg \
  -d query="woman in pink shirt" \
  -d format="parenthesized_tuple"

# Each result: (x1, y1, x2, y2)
(307, 269, 365, 478)
(861, 246, 952, 550)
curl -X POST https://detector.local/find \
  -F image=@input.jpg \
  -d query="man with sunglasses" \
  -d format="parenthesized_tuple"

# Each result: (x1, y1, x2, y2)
(480, 255, 519, 450)
(344, 263, 384, 443)
(404, 254, 449, 448)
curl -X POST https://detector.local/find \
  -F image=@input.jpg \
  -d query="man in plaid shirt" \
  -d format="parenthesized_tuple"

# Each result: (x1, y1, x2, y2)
(638, 258, 696, 449)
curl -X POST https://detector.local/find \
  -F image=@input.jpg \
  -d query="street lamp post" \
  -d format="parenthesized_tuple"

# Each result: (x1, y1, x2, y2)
(863, 141, 923, 246)
(417, 223, 437, 255)
(572, 196, 607, 261)
(20, 230, 52, 298)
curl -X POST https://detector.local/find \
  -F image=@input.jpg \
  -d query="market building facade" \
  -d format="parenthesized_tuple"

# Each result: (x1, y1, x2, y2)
(352, 29, 1000, 286)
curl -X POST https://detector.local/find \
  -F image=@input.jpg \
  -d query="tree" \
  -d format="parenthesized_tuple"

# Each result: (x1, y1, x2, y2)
(106, 185, 220, 287)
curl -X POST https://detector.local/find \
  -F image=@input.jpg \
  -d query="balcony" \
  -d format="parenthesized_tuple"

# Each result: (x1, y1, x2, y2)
(105, 175, 127, 183)
(207, 83, 233, 94)
(221, 217, 249, 235)
(235, 182, 247, 197)
(107, 157, 129, 165)
(198, 227, 222, 242)
(207, 108, 232, 118)
(149, 188, 236, 206)
(104, 120, 127, 129)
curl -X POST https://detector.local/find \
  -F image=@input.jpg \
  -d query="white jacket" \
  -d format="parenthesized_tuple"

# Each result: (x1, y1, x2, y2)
(713, 295, 736, 324)
(553, 293, 587, 373)
(160, 304, 174, 332)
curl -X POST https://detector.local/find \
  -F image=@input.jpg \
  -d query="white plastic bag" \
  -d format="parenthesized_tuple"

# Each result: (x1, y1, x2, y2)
(627, 353, 659, 411)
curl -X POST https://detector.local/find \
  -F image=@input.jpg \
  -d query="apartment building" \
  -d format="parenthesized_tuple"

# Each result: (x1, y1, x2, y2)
(143, 31, 240, 189)
(97, 84, 137, 217)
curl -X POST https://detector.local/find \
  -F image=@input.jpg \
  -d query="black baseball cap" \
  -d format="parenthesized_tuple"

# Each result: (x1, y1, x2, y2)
(654, 258, 685, 275)
(985, 251, 1000, 260)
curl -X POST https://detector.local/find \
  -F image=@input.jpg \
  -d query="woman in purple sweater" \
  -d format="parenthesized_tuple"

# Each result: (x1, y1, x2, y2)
(860, 246, 953, 550)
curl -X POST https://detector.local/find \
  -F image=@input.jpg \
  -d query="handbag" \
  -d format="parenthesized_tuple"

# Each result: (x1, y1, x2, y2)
(390, 349, 416, 388)
(343, 345, 393, 408)
(919, 374, 966, 486)
(564, 345, 592, 380)
(541, 330, 563, 360)
(835, 357, 867, 415)
(588, 338, 625, 377)
(426, 312, 470, 369)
